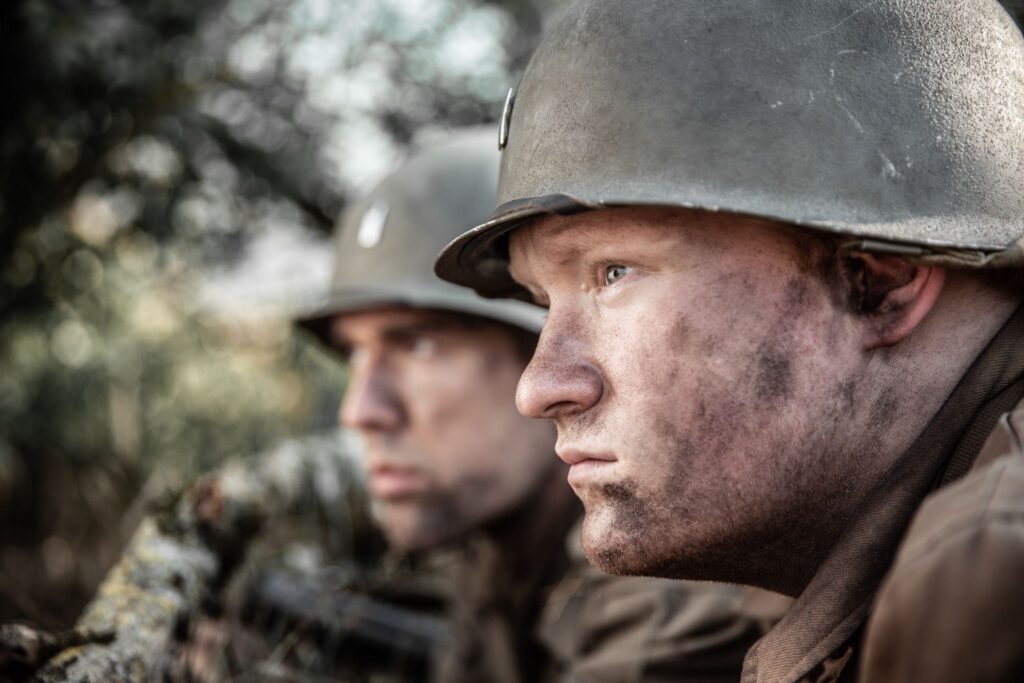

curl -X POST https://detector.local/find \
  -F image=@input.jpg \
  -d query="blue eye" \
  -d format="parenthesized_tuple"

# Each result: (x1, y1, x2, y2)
(604, 264, 632, 286)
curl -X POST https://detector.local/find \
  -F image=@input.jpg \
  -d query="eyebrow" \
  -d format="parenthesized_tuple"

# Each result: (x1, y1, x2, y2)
(331, 316, 459, 349)
(509, 241, 583, 285)
(508, 261, 530, 288)
(379, 319, 458, 339)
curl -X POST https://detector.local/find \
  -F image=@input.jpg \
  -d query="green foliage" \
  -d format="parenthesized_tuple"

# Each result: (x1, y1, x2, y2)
(0, 216, 348, 624)
(0, 0, 557, 627)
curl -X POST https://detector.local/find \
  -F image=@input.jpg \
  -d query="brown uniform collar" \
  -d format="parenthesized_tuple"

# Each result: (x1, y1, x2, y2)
(440, 493, 582, 683)
(742, 305, 1024, 683)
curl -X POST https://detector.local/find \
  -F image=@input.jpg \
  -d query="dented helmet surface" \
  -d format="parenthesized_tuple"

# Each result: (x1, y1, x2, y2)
(435, 0, 1024, 299)
(299, 129, 545, 344)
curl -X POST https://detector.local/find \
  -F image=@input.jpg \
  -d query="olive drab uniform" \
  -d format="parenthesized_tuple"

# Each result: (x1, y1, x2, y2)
(436, 503, 785, 683)
(740, 306, 1024, 682)
(863, 388, 1024, 681)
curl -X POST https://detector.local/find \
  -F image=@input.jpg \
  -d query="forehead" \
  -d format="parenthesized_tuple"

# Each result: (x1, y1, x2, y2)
(508, 207, 746, 280)
(508, 206, 817, 276)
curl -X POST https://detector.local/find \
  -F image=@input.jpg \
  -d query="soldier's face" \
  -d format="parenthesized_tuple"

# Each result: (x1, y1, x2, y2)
(509, 207, 874, 588)
(332, 308, 557, 551)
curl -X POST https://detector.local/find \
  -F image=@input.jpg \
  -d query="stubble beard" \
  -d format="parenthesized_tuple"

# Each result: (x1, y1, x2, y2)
(373, 492, 465, 553)
(577, 399, 876, 594)
(577, 463, 718, 578)
(580, 478, 665, 575)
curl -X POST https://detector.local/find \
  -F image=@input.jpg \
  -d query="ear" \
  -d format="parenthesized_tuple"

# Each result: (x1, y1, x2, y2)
(848, 253, 946, 349)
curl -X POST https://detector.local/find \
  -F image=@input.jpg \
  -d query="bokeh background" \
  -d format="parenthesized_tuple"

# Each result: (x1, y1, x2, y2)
(1, 0, 1021, 634)
(0, 0, 568, 630)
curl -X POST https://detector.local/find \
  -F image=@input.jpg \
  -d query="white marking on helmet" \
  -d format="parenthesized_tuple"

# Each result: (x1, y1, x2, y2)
(357, 200, 389, 249)
(499, 87, 515, 151)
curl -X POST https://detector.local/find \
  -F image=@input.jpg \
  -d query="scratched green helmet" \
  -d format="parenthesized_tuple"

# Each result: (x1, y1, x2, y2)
(435, 0, 1024, 300)
(299, 128, 545, 345)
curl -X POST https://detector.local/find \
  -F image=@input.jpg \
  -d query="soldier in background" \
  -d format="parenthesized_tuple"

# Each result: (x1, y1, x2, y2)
(297, 128, 782, 682)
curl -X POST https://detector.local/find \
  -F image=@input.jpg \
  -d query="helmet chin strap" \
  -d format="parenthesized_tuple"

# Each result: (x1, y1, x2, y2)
(842, 237, 1024, 271)
(918, 237, 1024, 270)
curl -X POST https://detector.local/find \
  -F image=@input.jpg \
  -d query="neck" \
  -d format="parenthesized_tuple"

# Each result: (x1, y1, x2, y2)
(744, 298, 1024, 680)
(856, 277, 1020, 485)
(785, 280, 1022, 595)
(744, 280, 1022, 596)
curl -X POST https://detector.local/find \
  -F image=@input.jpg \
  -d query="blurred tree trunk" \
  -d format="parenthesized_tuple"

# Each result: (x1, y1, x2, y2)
(33, 518, 218, 682)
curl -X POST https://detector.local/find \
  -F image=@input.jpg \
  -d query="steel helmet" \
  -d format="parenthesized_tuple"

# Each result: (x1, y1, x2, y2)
(299, 128, 545, 345)
(435, 0, 1024, 300)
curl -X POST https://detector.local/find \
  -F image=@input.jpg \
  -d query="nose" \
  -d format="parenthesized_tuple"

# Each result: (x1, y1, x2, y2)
(515, 321, 603, 420)
(339, 356, 405, 433)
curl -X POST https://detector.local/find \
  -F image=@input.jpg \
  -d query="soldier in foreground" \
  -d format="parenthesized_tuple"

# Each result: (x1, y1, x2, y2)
(299, 129, 773, 682)
(436, 2, 1024, 681)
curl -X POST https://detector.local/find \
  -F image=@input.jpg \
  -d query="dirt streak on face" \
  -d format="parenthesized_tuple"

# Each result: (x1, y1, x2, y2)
(332, 308, 558, 552)
(509, 207, 907, 594)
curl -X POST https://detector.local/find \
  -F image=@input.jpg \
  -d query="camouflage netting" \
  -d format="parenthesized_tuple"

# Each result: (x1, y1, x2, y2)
(26, 431, 374, 682)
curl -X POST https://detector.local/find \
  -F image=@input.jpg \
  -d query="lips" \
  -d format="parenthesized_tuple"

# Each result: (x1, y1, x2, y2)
(557, 448, 617, 488)
(368, 465, 428, 500)
(557, 448, 617, 466)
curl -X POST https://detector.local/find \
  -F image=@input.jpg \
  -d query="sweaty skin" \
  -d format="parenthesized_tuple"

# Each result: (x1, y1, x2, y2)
(509, 206, 1016, 595)
(333, 308, 561, 551)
